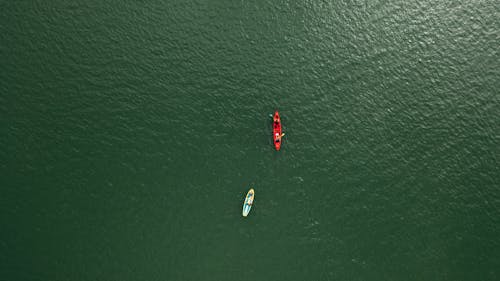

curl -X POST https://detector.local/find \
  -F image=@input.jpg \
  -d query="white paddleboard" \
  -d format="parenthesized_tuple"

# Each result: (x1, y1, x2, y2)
(242, 188, 255, 217)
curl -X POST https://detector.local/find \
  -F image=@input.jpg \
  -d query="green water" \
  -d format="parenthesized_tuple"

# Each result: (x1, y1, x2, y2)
(1, 0, 499, 280)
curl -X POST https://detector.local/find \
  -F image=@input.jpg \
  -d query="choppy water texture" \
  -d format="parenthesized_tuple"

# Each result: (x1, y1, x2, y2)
(1, 1, 499, 280)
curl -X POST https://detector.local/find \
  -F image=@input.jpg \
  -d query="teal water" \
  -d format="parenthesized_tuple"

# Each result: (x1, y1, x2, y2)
(1, 0, 499, 280)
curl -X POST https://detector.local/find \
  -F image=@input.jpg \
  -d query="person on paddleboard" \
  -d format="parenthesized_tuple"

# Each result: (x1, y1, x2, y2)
(247, 194, 253, 205)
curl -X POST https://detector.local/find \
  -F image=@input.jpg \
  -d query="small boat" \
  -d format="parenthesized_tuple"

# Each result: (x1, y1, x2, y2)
(273, 111, 283, 150)
(242, 188, 255, 217)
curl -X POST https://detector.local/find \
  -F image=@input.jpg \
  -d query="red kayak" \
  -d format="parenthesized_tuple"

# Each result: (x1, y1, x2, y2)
(273, 111, 283, 150)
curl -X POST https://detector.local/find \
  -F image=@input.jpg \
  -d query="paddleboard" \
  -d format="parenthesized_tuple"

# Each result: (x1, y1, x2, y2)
(242, 188, 255, 217)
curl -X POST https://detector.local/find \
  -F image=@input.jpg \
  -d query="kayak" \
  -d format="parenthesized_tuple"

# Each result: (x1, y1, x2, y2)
(242, 188, 255, 217)
(273, 111, 282, 150)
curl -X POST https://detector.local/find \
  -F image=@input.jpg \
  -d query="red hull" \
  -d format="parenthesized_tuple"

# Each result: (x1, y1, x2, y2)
(273, 111, 282, 150)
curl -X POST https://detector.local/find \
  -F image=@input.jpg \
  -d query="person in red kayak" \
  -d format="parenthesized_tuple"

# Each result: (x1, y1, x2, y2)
(275, 132, 285, 143)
